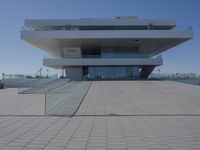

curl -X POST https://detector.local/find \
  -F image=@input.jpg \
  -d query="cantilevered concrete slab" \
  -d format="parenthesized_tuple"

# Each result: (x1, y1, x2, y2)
(43, 57, 163, 68)
(21, 29, 192, 57)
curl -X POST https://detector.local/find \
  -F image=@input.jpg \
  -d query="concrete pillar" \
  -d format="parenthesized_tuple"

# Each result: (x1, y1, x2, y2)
(65, 67, 82, 79)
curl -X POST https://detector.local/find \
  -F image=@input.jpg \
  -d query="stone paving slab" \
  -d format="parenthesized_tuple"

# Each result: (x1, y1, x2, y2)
(0, 81, 200, 150)
(0, 88, 44, 115)
(0, 116, 200, 150)
(2, 81, 199, 116)
(76, 81, 200, 115)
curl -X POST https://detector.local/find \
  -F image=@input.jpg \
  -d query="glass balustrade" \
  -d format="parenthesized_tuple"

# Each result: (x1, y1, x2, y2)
(45, 80, 92, 116)
(21, 25, 192, 31)
(18, 76, 57, 94)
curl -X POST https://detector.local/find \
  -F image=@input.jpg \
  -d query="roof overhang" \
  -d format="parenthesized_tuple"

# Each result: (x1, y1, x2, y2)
(21, 30, 193, 57)
(43, 57, 163, 69)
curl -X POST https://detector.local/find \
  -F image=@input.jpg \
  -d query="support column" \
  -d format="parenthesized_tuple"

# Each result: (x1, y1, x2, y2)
(140, 66, 155, 78)
(65, 67, 83, 79)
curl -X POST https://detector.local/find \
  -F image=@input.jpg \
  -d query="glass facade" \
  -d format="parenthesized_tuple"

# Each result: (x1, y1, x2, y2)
(101, 49, 140, 58)
(34, 25, 173, 31)
(81, 48, 141, 79)
(81, 48, 142, 58)
(87, 66, 139, 79)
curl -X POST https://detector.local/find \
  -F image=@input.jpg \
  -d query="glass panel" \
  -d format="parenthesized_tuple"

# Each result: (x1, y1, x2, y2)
(45, 81, 92, 116)
(18, 77, 57, 94)
(101, 49, 140, 58)
(88, 66, 139, 79)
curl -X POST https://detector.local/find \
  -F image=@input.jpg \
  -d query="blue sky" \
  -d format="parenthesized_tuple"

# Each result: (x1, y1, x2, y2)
(0, 0, 199, 78)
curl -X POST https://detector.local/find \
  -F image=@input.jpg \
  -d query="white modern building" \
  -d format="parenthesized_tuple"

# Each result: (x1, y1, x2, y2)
(21, 16, 193, 79)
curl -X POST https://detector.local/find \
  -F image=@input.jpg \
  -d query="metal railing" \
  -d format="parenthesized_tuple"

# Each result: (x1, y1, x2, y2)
(21, 25, 192, 31)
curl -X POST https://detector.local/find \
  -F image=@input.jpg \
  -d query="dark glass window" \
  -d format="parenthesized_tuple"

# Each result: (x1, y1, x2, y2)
(81, 47, 101, 58)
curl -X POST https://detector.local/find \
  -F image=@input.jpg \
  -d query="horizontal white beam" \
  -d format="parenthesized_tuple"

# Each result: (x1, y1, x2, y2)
(21, 30, 193, 39)
(43, 57, 163, 68)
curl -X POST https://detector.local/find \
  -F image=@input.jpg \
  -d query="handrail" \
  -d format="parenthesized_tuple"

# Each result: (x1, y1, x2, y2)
(21, 25, 192, 31)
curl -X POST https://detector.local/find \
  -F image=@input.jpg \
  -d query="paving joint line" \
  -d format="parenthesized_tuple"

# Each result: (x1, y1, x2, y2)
(74, 114, 200, 117)
(71, 81, 93, 117)
(1, 114, 200, 117)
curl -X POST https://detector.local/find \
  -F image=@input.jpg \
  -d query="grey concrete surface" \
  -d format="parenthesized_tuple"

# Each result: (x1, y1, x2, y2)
(0, 88, 44, 115)
(0, 81, 200, 150)
(0, 116, 200, 150)
(76, 81, 200, 115)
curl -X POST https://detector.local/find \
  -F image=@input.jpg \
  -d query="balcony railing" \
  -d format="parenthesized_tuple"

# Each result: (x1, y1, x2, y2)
(21, 25, 192, 31)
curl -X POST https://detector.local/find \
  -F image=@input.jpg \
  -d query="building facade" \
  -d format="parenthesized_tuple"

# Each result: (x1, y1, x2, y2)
(21, 16, 193, 79)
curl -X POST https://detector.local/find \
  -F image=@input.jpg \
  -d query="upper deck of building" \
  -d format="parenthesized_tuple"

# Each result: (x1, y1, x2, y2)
(21, 17, 193, 57)
(24, 16, 177, 31)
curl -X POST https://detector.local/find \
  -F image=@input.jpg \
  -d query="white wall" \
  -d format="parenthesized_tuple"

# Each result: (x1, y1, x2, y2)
(63, 47, 81, 58)
(65, 67, 82, 79)
(43, 57, 163, 68)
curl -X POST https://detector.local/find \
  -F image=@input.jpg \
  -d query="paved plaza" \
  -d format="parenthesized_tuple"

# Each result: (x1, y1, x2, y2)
(0, 81, 200, 150)
(77, 81, 200, 115)
(0, 88, 44, 115)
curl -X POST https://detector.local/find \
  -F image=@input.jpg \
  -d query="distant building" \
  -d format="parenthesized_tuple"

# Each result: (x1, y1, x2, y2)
(21, 16, 193, 79)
